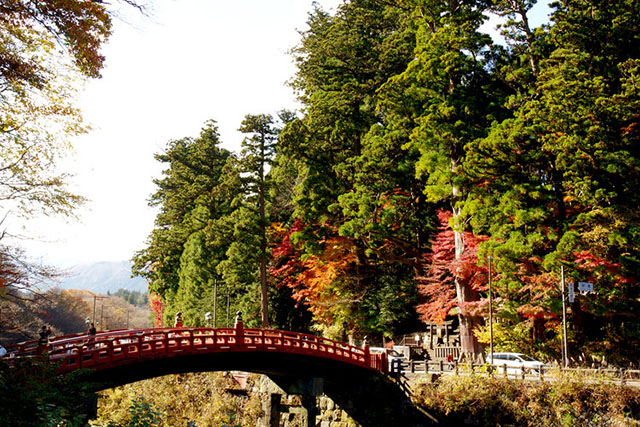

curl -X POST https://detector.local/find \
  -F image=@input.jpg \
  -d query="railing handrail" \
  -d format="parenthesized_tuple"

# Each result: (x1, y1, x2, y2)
(388, 359, 640, 385)
(5, 326, 386, 375)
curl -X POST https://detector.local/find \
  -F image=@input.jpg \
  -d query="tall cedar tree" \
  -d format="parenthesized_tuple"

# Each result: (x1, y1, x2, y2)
(465, 0, 640, 357)
(278, 0, 426, 340)
(238, 114, 277, 328)
(216, 114, 277, 328)
(133, 121, 231, 326)
(375, 0, 506, 355)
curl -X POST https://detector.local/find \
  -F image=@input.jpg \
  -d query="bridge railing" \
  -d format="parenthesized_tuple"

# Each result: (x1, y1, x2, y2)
(6, 326, 387, 374)
(389, 359, 640, 386)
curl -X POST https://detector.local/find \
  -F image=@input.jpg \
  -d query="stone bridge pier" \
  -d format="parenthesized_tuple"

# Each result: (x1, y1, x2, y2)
(263, 371, 438, 427)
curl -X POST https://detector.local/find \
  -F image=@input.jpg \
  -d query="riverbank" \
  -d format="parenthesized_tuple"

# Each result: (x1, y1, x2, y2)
(411, 374, 640, 426)
(88, 371, 640, 426)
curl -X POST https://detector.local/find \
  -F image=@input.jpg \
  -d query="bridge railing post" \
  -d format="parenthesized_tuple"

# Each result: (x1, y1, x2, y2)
(363, 344, 371, 369)
(235, 322, 244, 346)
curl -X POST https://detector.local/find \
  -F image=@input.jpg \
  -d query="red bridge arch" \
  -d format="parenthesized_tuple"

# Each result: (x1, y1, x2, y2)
(8, 324, 387, 387)
(6, 325, 439, 426)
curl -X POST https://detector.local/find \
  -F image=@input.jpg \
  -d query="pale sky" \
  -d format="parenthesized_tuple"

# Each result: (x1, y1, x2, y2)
(15, 0, 550, 268)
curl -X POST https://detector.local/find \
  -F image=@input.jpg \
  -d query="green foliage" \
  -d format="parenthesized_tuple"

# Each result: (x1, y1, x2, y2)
(463, 0, 640, 359)
(414, 375, 640, 426)
(0, 358, 98, 426)
(112, 289, 148, 308)
(93, 373, 263, 427)
(133, 121, 232, 325)
(127, 397, 162, 427)
(217, 114, 279, 327)
(135, 0, 640, 363)
(274, 0, 428, 339)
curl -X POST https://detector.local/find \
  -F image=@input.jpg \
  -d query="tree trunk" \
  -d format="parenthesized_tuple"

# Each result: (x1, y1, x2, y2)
(452, 161, 481, 357)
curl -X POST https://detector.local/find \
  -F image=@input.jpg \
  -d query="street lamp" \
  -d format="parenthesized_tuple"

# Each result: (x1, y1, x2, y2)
(488, 255, 494, 366)
(560, 265, 570, 368)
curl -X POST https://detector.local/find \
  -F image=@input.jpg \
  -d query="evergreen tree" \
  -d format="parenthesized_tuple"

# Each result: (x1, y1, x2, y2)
(216, 114, 278, 327)
(465, 0, 640, 357)
(133, 121, 231, 326)
(372, 0, 507, 355)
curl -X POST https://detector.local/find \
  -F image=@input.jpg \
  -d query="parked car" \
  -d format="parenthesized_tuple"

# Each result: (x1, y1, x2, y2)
(488, 352, 545, 374)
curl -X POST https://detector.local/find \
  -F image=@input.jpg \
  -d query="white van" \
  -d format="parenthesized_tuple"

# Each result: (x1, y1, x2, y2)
(488, 352, 545, 374)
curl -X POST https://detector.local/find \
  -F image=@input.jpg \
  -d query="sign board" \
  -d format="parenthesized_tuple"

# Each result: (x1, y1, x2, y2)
(578, 282, 594, 292)
(568, 282, 575, 303)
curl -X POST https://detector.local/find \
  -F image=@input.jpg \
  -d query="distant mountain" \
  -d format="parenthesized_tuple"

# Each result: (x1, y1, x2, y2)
(53, 261, 148, 294)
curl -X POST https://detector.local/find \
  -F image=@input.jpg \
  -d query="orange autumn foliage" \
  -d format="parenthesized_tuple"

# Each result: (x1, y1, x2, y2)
(270, 222, 360, 327)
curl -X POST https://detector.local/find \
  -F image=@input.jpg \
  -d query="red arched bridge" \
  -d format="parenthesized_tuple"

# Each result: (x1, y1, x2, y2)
(6, 324, 437, 426)
(7, 323, 388, 384)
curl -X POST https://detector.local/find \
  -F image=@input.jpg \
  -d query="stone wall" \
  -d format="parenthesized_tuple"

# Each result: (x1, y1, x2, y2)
(258, 375, 359, 427)
(256, 373, 435, 426)
(315, 395, 359, 427)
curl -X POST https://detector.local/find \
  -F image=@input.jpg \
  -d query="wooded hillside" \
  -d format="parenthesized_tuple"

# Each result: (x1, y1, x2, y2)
(133, 0, 640, 363)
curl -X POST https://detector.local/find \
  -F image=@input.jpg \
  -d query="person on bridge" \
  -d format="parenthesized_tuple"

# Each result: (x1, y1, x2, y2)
(88, 323, 97, 336)
(174, 312, 184, 328)
(37, 325, 51, 355)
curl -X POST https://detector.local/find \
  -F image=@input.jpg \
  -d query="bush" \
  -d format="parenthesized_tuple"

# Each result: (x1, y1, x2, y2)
(413, 376, 640, 426)
(92, 372, 263, 427)
(0, 358, 98, 426)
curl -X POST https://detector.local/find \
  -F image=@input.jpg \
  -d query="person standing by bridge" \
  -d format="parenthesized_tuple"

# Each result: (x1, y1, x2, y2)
(174, 312, 183, 328)
(88, 323, 97, 336)
(37, 325, 51, 355)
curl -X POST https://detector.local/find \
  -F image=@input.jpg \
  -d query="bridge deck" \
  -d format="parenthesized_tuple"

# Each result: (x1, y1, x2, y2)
(6, 325, 388, 375)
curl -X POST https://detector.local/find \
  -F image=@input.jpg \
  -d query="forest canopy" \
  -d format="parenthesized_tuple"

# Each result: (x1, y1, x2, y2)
(132, 0, 640, 363)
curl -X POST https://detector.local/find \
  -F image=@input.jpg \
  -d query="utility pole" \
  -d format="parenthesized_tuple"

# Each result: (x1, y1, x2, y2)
(226, 290, 230, 328)
(488, 256, 494, 364)
(213, 279, 218, 327)
(561, 265, 569, 368)
(92, 295, 107, 326)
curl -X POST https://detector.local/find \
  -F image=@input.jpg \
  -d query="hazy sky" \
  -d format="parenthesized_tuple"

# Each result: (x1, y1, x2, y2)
(16, 0, 550, 268)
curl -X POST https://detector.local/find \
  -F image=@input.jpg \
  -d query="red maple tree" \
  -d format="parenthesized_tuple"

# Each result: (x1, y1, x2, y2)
(417, 210, 488, 323)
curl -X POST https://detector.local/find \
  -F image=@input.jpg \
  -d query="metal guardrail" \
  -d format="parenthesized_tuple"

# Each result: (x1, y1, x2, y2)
(5, 326, 387, 374)
(391, 360, 640, 385)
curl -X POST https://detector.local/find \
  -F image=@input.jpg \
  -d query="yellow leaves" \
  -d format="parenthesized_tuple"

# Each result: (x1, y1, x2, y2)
(300, 236, 358, 295)
(287, 235, 361, 329)
(0, 24, 87, 218)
